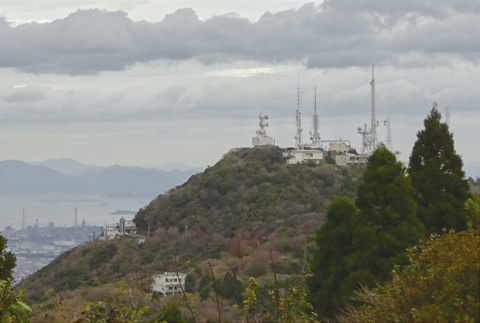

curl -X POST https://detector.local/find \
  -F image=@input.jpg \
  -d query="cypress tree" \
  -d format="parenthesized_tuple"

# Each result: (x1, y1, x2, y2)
(307, 196, 357, 318)
(408, 105, 471, 235)
(309, 147, 425, 319)
(348, 146, 425, 286)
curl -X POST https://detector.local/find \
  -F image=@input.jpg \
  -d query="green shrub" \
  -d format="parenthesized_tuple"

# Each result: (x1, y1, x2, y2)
(88, 243, 118, 266)
(56, 268, 89, 291)
(247, 264, 268, 277)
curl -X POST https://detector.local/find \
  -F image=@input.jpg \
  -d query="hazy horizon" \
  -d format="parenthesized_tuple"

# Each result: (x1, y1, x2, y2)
(1, 1, 479, 171)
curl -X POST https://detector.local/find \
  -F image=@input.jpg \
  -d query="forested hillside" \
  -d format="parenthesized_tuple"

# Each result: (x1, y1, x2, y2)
(135, 147, 359, 238)
(16, 146, 363, 321)
(10, 109, 478, 322)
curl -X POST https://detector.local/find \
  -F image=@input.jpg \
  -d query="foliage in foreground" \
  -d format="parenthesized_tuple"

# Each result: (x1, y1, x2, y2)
(1, 234, 31, 322)
(241, 276, 317, 323)
(0, 279, 31, 323)
(78, 301, 155, 323)
(0, 235, 16, 281)
(336, 227, 480, 323)
(308, 146, 425, 318)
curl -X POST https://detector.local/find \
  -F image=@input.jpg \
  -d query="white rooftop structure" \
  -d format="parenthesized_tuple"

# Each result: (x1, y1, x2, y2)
(283, 149, 324, 164)
(335, 153, 369, 167)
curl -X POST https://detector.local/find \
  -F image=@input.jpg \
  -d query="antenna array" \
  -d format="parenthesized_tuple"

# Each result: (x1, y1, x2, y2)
(310, 87, 321, 148)
(294, 85, 303, 149)
(357, 65, 379, 154)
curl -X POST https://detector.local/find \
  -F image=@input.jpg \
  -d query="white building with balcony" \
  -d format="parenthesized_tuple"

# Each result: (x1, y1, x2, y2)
(283, 149, 324, 164)
(151, 272, 187, 296)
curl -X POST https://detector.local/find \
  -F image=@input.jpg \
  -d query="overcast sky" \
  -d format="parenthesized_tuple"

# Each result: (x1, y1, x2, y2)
(1, 1, 479, 176)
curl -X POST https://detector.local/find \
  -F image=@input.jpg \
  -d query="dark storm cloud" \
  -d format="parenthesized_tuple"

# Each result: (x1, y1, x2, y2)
(1, 1, 479, 75)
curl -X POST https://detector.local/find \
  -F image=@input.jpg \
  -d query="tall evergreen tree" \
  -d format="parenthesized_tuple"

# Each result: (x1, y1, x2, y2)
(309, 147, 425, 319)
(349, 146, 425, 286)
(307, 196, 357, 318)
(408, 105, 471, 235)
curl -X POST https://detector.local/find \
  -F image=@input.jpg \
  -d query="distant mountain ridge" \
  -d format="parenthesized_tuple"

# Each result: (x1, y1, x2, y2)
(0, 159, 201, 198)
(0, 160, 85, 195)
(32, 158, 102, 177)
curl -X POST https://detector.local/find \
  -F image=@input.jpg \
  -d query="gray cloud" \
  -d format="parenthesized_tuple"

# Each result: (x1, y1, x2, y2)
(1, 2, 478, 75)
(2, 86, 46, 103)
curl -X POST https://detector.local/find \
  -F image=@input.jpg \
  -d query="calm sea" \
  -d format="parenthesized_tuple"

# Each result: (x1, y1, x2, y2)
(0, 193, 153, 230)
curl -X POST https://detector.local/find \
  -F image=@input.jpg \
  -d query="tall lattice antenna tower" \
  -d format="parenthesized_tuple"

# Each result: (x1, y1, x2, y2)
(310, 87, 321, 148)
(74, 207, 78, 227)
(357, 65, 379, 154)
(294, 82, 303, 149)
(22, 207, 25, 230)
(370, 65, 378, 150)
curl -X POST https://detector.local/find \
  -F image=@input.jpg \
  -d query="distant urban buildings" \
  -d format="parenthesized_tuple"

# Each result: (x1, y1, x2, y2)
(2, 222, 101, 283)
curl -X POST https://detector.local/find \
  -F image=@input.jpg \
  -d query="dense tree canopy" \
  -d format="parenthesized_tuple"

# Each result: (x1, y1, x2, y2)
(408, 105, 471, 234)
(309, 147, 425, 319)
(307, 196, 357, 318)
(336, 226, 479, 323)
(350, 146, 424, 284)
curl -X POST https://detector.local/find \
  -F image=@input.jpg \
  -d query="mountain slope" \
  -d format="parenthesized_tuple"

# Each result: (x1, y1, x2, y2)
(135, 147, 359, 236)
(17, 146, 363, 319)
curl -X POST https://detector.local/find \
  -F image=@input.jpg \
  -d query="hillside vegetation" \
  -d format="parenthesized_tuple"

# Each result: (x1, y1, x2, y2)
(136, 147, 358, 238)
(17, 146, 363, 321)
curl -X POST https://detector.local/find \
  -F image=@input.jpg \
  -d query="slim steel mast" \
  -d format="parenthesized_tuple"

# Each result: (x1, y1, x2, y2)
(370, 65, 377, 151)
(310, 87, 321, 148)
(357, 65, 378, 154)
(294, 81, 303, 149)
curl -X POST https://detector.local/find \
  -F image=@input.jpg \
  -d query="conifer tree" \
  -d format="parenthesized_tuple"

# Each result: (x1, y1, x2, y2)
(308, 147, 425, 319)
(349, 146, 425, 286)
(408, 105, 471, 235)
(307, 196, 357, 318)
